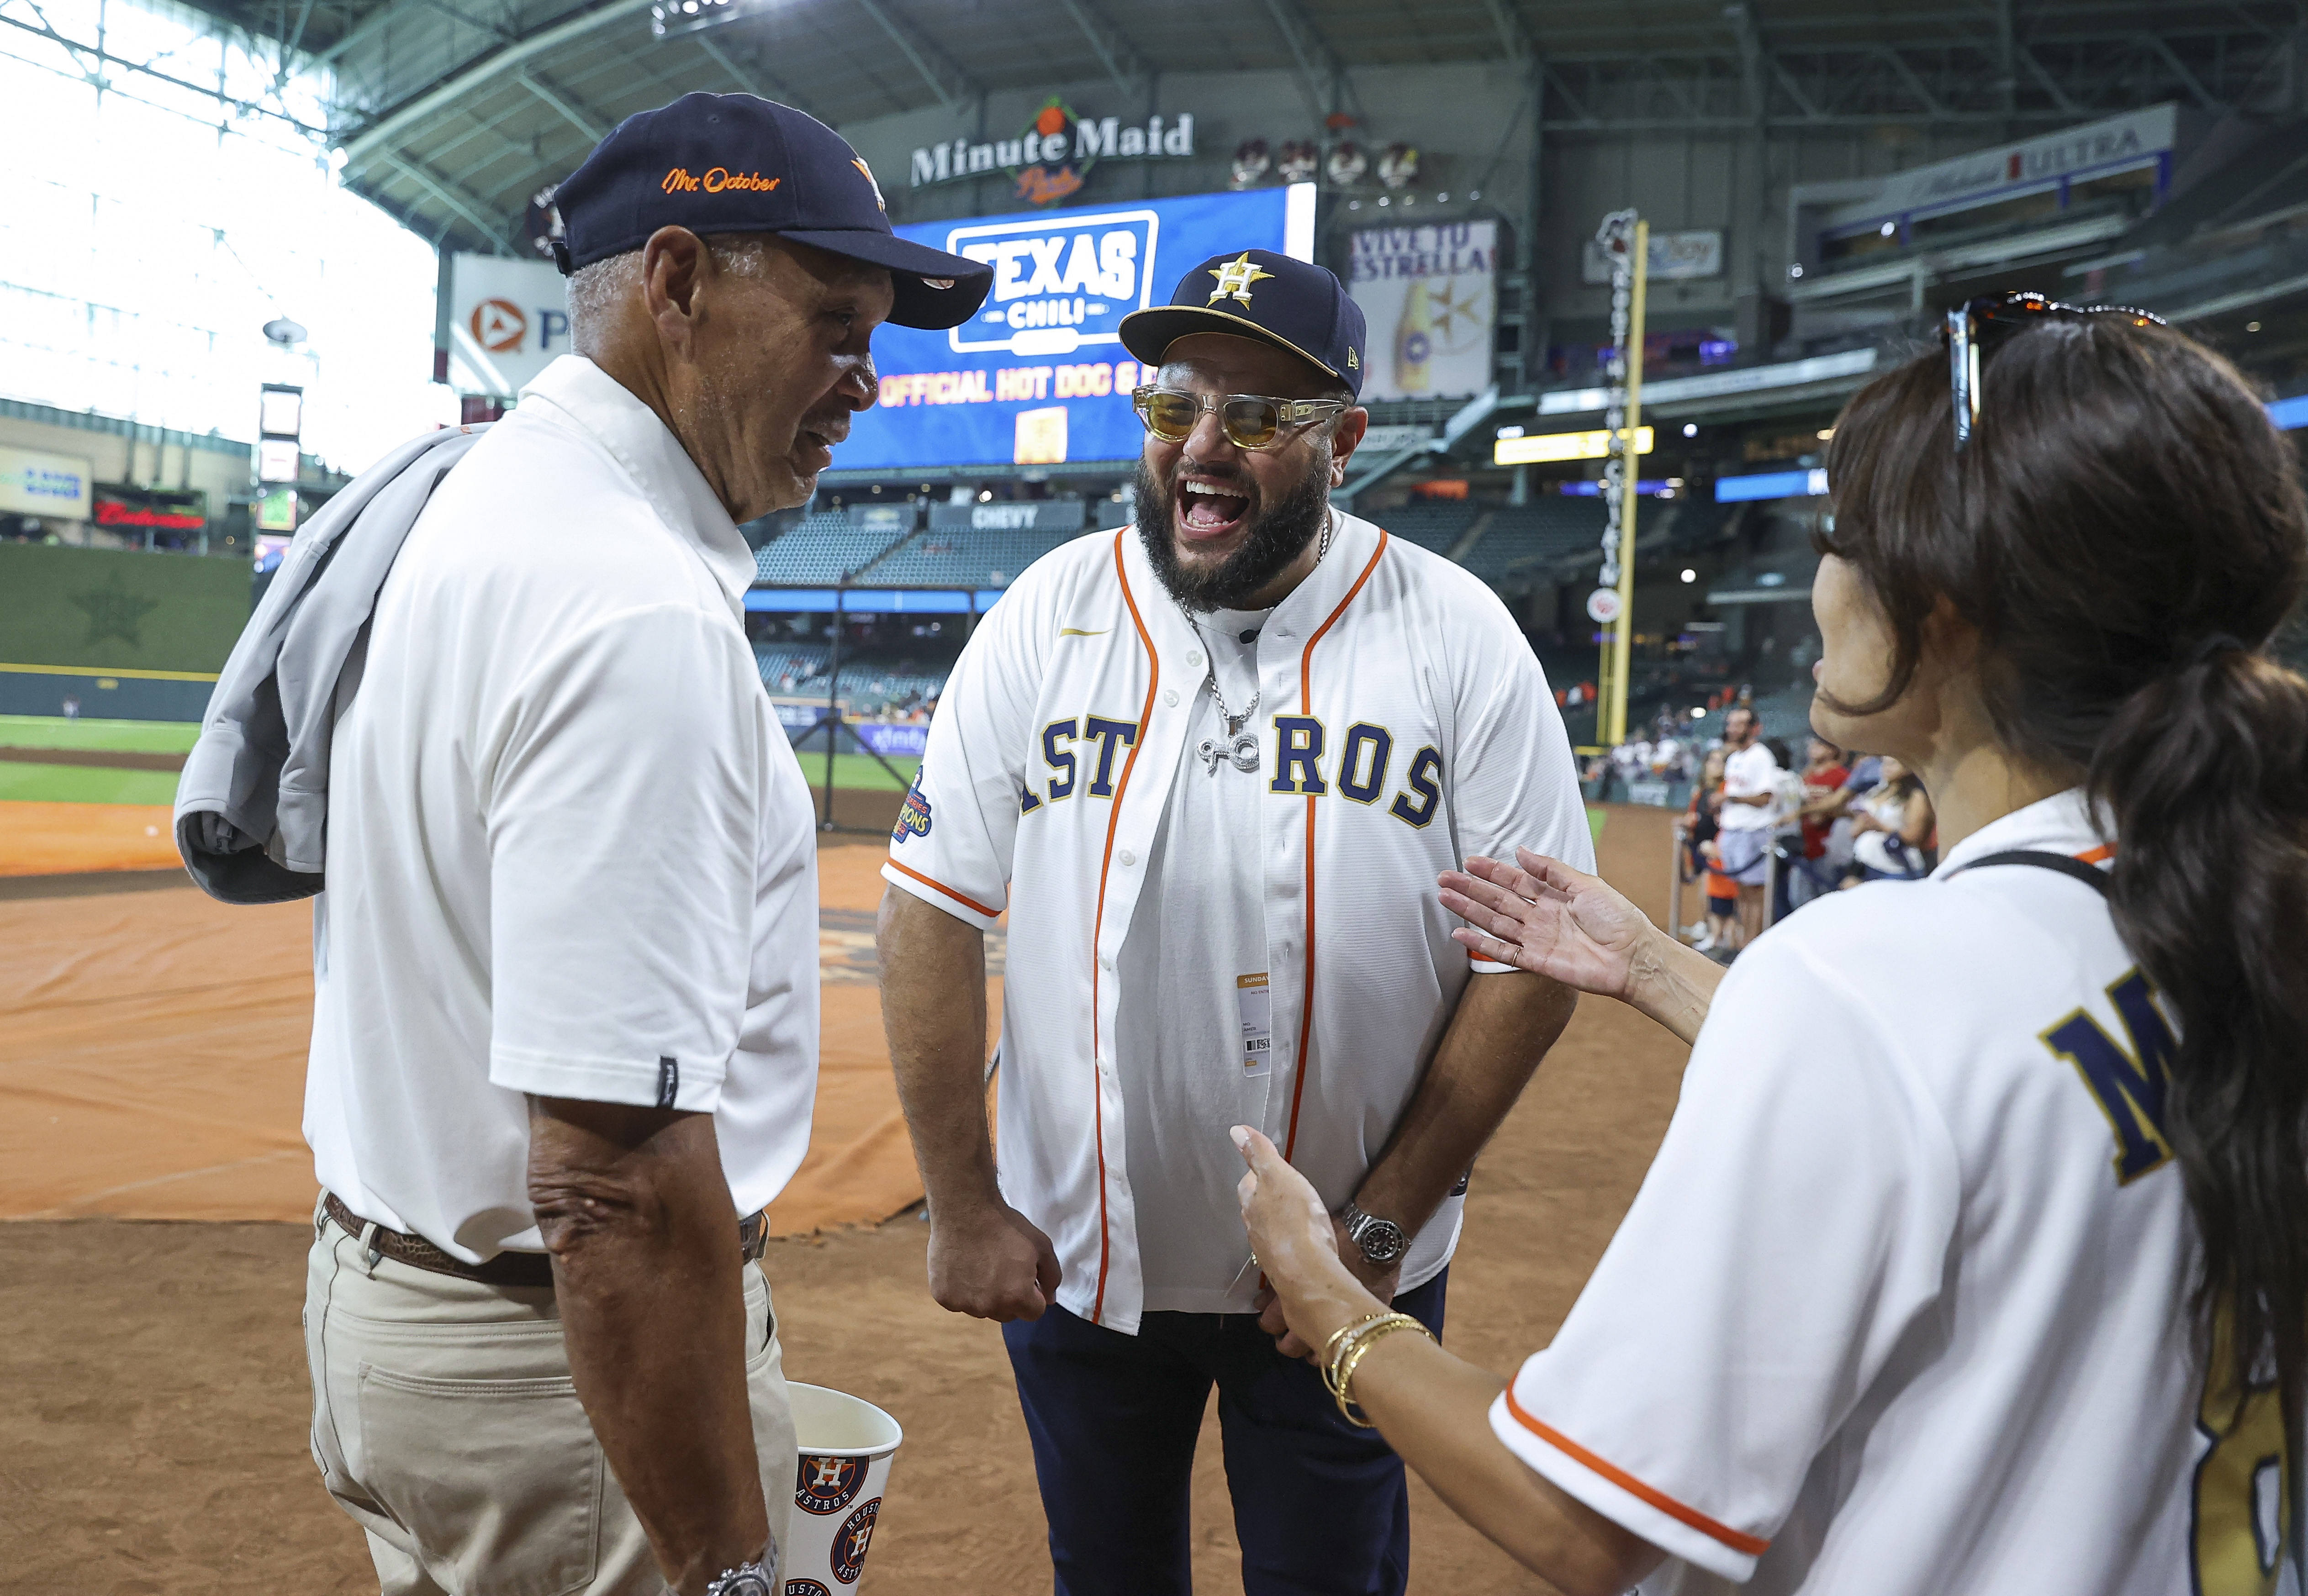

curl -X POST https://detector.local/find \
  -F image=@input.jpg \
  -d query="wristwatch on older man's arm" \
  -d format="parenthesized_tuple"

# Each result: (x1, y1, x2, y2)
(1338, 1199, 1409, 1266)
(702, 1559, 774, 1596)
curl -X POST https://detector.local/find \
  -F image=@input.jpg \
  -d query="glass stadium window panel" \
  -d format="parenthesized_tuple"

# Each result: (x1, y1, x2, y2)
(0, 0, 449, 472)
(2068, 163, 2159, 214)
(1907, 187, 2061, 243)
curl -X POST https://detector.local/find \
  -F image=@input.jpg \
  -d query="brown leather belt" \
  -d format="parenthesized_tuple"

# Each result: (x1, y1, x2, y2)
(323, 1191, 768, 1290)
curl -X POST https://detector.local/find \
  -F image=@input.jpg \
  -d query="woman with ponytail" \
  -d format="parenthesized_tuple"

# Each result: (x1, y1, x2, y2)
(1229, 296, 2308, 1595)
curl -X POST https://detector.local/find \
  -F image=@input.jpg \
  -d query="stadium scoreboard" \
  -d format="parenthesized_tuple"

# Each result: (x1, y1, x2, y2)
(840, 184, 1316, 472)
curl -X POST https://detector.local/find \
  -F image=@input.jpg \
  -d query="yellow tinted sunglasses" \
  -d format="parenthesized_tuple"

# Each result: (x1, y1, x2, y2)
(1131, 385, 1351, 450)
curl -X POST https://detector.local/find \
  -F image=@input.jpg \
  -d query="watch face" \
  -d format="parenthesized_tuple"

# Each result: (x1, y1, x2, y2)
(1357, 1218, 1407, 1264)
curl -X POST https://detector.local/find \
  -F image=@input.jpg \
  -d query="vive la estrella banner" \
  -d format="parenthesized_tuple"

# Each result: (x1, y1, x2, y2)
(1346, 221, 1498, 404)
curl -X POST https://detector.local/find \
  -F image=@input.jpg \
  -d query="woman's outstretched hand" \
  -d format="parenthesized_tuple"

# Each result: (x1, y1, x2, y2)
(1439, 849, 1653, 1000)
(1440, 848, 1726, 1046)
(1233, 1126, 1380, 1360)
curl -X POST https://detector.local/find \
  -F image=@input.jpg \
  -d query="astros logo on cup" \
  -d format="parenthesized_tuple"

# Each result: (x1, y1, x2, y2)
(795, 1453, 867, 1516)
(785, 1581, 832, 1596)
(831, 1498, 880, 1585)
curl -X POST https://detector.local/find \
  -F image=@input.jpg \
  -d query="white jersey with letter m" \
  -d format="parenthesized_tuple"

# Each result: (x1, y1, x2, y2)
(882, 511, 1592, 1333)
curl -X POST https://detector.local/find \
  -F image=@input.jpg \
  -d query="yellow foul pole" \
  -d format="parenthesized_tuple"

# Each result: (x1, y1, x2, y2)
(1605, 220, 1649, 748)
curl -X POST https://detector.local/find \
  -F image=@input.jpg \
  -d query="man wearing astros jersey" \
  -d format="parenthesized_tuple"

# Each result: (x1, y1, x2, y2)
(875, 250, 1593, 1594)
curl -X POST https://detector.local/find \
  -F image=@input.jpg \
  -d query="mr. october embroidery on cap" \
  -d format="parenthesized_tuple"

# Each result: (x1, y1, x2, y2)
(659, 166, 782, 194)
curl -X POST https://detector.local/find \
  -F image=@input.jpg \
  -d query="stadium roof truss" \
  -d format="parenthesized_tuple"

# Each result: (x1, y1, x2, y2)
(24, 0, 2303, 256)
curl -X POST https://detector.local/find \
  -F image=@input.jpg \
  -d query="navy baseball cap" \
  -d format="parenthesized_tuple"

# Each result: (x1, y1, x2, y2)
(553, 92, 992, 331)
(1119, 250, 1368, 399)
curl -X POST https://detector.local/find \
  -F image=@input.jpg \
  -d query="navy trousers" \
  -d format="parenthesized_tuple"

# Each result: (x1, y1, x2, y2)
(1002, 1271, 1448, 1596)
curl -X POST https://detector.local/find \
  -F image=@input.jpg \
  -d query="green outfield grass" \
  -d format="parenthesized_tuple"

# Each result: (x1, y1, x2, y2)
(0, 714, 201, 753)
(802, 752, 920, 791)
(1587, 806, 1606, 843)
(0, 762, 182, 805)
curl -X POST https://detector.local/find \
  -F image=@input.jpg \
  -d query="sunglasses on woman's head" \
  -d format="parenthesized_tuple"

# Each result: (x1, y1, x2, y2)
(1131, 385, 1352, 451)
(1944, 291, 2164, 451)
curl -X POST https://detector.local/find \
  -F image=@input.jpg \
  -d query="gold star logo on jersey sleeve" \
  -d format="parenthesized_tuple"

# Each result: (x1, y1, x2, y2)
(1207, 252, 1275, 306)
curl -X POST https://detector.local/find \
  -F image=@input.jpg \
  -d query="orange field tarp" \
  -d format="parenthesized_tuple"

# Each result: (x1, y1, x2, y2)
(0, 840, 978, 1233)
(1, 801, 182, 876)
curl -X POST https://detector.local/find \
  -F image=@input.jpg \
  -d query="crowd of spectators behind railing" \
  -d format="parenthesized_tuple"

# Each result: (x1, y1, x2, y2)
(1586, 694, 1940, 962)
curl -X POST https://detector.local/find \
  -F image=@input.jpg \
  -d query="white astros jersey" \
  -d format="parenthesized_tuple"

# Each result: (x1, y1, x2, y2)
(1489, 789, 2299, 1596)
(882, 510, 1593, 1334)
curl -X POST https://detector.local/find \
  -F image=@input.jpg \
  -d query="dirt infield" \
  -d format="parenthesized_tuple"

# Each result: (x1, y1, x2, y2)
(0, 839, 973, 1234)
(0, 806, 1688, 1594)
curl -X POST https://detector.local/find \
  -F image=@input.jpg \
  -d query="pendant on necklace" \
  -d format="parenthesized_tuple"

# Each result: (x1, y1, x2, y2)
(1198, 731, 1263, 774)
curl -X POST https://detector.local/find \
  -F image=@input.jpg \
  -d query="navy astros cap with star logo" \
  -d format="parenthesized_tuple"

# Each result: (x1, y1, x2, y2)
(552, 92, 992, 331)
(1119, 250, 1367, 399)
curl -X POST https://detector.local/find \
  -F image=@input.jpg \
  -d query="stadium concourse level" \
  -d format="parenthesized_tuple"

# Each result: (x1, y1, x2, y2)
(749, 495, 1622, 595)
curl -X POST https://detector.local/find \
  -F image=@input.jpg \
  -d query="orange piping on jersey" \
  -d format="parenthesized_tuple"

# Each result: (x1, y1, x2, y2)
(884, 858, 1004, 921)
(1503, 1385, 1771, 1557)
(2076, 843, 2113, 864)
(1085, 530, 1160, 1326)
(1282, 531, 1389, 1163)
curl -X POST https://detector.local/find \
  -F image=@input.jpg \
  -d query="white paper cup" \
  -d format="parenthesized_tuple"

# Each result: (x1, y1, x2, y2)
(783, 1383, 904, 1592)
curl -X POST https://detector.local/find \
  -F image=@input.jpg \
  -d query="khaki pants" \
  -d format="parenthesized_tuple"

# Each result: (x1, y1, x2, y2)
(305, 1204, 797, 1596)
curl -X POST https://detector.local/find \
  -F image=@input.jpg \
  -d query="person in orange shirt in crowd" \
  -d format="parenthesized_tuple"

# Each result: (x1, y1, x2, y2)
(1680, 748, 1738, 953)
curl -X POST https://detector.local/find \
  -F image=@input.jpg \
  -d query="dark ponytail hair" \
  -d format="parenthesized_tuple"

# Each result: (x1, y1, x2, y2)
(1822, 315, 2308, 1434)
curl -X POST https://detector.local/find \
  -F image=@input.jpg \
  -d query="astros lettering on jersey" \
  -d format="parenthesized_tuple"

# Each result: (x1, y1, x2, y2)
(882, 510, 1594, 1334)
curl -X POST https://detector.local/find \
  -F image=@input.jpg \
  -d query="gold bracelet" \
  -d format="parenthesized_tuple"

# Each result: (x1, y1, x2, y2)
(1328, 1313, 1435, 1427)
(1322, 1312, 1411, 1401)
(1318, 1312, 1394, 1394)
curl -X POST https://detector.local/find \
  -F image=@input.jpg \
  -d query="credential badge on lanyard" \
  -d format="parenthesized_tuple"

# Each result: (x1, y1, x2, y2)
(1237, 972, 1272, 1075)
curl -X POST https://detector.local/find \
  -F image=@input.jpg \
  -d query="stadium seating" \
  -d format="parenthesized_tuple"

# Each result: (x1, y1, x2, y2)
(754, 514, 909, 585)
(755, 643, 832, 691)
(855, 526, 1092, 588)
(1456, 499, 1610, 583)
(826, 653, 951, 715)
(1372, 501, 1475, 556)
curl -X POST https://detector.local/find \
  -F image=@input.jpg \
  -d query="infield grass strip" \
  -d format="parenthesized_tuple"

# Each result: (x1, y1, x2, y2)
(798, 753, 921, 792)
(0, 716, 202, 754)
(0, 763, 184, 806)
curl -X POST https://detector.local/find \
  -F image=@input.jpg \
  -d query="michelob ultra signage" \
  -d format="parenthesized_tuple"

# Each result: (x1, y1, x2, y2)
(1347, 221, 1499, 404)
(910, 96, 1196, 207)
(838, 185, 1314, 472)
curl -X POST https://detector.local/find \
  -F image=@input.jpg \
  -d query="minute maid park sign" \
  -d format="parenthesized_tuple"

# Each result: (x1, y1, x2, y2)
(910, 96, 1195, 207)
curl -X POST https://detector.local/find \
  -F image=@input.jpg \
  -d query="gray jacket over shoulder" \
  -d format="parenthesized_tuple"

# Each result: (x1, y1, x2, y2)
(174, 423, 489, 905)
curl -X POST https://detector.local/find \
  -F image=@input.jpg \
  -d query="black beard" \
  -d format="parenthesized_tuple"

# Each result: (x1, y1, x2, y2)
(1135, 450, 1331, 611)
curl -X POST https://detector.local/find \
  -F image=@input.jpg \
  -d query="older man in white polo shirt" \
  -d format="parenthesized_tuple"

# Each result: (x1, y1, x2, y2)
(298, 96, 989, 1596)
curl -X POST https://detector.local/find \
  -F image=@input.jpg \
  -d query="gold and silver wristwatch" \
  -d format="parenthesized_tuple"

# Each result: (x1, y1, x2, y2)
(703, 1559, 773, 1596)
(1339, 1199, 1409, 1266)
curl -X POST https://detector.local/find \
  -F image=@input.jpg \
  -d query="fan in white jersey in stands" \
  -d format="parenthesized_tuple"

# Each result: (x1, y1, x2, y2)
(1236, 293, 2308, 1594)
(874, 250, 1593, 1594)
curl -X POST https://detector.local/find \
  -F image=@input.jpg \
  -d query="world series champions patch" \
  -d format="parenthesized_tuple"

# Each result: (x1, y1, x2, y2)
(892, 779, 932, 845)
(832, 1498, 881, 1584)
(795, 1453, 868, 1516)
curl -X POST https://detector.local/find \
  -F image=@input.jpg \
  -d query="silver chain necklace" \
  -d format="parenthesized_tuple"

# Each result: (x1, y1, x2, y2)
(1187, 512, 1335, 775)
